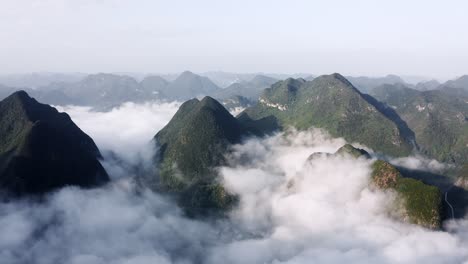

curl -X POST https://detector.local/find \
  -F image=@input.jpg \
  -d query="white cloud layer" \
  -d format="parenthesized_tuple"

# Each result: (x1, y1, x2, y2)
(1, 103, 468, 264)
(57, 102, 180, 158)
(57, 102, 180, 179)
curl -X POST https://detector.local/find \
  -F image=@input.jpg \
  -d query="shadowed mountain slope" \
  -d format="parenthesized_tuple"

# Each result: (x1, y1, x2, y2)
(0, 91, 109, 196)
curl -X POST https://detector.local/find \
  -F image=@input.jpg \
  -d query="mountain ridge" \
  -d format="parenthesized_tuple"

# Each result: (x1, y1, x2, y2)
(243, 73, 414, 157)
(0, 91, 109, 196)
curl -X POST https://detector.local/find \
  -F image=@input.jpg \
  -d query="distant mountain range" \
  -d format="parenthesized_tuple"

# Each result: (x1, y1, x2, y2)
(0, 73, 86, 88)
(347, 74, 468, 94)
(163, 71, 220, 100)
(1, 70, 467, 228)
(0, 72, 220, 109)
(346, 74, 408, 94)
(1, 72, 467, 110)
(200, 71, 310, 88)
(213, 75, 278, 100)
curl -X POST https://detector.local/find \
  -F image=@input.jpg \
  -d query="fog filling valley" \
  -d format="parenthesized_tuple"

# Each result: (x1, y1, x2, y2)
(2, 102, 468, 264)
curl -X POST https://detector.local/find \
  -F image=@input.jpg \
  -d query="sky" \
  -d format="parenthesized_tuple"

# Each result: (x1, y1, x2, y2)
(1, 0, 467, 79)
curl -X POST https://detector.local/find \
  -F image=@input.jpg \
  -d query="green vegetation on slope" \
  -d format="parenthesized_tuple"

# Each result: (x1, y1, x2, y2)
(371, 160, 441, 229)
(153, 97, 246, 214)
(243, 73, 413, 157)
(307, 144, 442, 229)
(155, 97, 243, 188)
(152, 96, 278, 215)
(371, 84, 468, 165)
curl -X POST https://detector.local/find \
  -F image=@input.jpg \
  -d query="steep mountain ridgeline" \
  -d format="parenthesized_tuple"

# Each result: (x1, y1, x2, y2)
(151, 97, 242, 215)
(155, 96, 244, 187)
(0, 91, 109, 196)
(243, 73, 414, 157)
(371, 84, 468, 165)
(0, 84, 20, 101)
(150, 96, 276, 215)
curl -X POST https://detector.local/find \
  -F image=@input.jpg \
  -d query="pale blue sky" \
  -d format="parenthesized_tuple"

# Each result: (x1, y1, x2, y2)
(1, 0, 467, 79)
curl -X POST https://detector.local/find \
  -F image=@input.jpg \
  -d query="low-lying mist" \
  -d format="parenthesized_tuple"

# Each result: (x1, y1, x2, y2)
(1, 102, 468, 264)
(56, 102, 180, 180)
(57, 102, 181, 160)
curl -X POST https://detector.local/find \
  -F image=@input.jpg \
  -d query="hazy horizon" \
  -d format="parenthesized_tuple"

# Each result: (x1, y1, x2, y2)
(2, 0, 467, 80)
(0, 70, 447, 85)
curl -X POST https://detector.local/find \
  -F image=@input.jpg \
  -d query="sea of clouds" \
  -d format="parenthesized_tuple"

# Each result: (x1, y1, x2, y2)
(1, 102, 468, 264)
